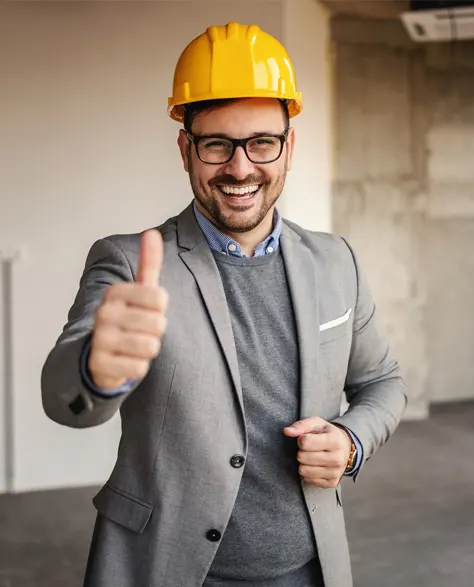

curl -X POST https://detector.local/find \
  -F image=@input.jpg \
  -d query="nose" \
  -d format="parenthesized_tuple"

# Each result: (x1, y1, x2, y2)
(223, 146, 255, 180)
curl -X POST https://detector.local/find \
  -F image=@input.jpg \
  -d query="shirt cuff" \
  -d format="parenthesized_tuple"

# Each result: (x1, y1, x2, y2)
(342, 427, 363, 477)
(80, 337, 136, 399)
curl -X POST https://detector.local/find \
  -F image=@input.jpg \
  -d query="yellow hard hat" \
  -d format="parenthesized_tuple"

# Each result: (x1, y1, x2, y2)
(168, 22, 303, 123)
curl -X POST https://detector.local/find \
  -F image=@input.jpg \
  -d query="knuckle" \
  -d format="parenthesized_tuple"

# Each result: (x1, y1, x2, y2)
(298, 436, 307, 450)
(159, 287, 170, 312)
(87, 348, 101, 371)
(90, 337, 109, 362)
(105, 283, 127, 301)
(95, 305, 109, 326)
(151, 288, 163, 309)
(141, 286, 163, 310)
(145, 336, 161, 358)
(335, 451, 346, 468)
(160, 316, 168, 336)
(153, 314, 167, 337)
(91, 328, 104, 349)
(129, 284, 152, 307)
(125, 307, 145, 329)
(336, 436, 346, 449)
(103, 285, 116, 301)
(94, 326, 117, 348)
(89, 349, 110, 376)
(328, 454, 341, 468)
(151, 313, 161, 333)
(129, 359, 149, 380)
(96, 302, 118, 326)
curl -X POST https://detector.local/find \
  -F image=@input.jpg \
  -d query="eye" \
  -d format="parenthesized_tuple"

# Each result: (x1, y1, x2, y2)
(204, 140, 225, 147)
(201, 139, 231, 150)
(255, 138, 275, 145)
(248, 137, 280, 152)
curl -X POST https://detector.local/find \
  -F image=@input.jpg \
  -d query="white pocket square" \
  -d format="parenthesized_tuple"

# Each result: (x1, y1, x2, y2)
(320, 308, 352, 332)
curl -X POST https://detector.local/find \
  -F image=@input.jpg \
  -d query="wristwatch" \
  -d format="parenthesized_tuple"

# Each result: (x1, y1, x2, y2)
(345, 438, 357, 473)
(333, 423, 358, 473)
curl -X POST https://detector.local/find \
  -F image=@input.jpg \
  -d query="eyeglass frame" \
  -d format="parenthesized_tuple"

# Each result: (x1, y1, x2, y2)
(186, 129, 290, 165)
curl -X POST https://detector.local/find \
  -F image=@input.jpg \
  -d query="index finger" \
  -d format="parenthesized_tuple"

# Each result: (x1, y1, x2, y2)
(298, 432, 334, 452)
(137, 229, 163, 286)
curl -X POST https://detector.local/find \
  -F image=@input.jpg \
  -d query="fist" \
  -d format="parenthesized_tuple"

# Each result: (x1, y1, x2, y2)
(283, 417, 353, 489)
(88, 230, 169, 391)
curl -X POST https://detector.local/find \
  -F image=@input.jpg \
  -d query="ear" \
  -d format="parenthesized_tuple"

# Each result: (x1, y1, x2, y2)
(178, 130, 191, 172)
(286, 127, 296, 172)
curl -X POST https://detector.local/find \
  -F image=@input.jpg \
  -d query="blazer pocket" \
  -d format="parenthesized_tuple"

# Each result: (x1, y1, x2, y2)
(93, 483, 153, 534)
(319, 309, 352, 344)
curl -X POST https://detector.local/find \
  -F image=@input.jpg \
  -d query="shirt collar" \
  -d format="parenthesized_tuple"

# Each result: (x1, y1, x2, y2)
(192, 201, 282, 258)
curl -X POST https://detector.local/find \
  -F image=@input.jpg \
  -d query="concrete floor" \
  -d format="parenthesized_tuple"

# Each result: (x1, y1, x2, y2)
(1, 401, 473, 587)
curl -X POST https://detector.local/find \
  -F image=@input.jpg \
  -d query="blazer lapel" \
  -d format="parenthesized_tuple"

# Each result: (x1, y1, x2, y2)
(176, 205, 244, 413)
(280, 223, 322, 419)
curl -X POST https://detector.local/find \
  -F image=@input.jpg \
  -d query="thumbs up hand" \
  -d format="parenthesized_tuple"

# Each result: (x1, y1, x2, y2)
(88, 230, 169, 392)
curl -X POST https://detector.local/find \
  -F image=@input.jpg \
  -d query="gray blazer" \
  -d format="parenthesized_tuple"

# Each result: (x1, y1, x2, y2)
(41, 204, 407, 587)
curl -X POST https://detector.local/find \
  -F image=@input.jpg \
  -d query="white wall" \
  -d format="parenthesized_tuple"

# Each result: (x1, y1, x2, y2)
(281, 0, 333, 232)
(0, 0, 332, 492)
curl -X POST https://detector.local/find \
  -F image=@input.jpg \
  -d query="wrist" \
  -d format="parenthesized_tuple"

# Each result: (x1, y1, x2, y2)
(333, 423, 357, 472)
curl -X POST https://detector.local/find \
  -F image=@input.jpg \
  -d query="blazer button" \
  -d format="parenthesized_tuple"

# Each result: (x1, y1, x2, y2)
(230, 455, 245, 468)
(206, 529, 221, 542)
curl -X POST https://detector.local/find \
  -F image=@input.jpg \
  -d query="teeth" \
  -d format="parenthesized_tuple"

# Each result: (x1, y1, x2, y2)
(220, 185, 259, 196)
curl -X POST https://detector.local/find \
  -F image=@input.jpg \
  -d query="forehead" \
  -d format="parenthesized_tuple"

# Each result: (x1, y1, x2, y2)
(192, 98, 287, 137)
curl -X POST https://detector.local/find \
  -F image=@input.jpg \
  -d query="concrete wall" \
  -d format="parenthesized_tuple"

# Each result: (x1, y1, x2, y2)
(0, 1, 332, 492)
(332, 18, 474, 416)
(423, 44, 474, 404)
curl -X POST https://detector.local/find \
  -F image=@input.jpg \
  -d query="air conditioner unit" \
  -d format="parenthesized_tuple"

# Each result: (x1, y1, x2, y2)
(401, 0, 474, 42)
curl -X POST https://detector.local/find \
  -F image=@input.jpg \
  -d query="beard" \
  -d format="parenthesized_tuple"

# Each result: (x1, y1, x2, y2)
(189, 160, 288, 233)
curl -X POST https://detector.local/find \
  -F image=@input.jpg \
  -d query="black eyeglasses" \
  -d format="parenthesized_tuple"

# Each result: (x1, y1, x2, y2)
(187, 130, 289, 165)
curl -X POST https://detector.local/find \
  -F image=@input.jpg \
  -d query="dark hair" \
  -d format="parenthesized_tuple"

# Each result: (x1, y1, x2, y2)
(183, 98, 290, 133)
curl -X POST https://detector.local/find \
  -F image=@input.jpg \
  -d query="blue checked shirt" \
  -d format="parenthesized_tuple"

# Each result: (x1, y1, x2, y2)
(81, 201, 363, 475)
(193, 202, 282, 257)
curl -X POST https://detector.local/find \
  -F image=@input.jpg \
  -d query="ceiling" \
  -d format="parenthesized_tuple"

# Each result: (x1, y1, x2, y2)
(320, 0, 410, 20)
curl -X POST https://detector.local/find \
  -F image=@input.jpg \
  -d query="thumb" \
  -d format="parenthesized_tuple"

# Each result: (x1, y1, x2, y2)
(137, 229, 163, 286)
(283, 416, 329, 437)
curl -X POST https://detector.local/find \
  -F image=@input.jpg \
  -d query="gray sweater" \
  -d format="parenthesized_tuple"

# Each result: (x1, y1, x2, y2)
(204, 250, 323, 587)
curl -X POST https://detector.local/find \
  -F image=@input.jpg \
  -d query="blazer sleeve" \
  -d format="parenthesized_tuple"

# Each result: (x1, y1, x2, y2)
(331, 239, 408, 478)
(41, 237, 141, 429)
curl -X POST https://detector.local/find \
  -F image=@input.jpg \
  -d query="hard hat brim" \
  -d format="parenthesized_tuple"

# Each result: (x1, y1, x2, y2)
(168, 93, 303, 123)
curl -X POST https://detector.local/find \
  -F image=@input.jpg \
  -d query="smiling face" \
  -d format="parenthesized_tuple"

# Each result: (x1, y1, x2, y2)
(178, 98, 295, 235)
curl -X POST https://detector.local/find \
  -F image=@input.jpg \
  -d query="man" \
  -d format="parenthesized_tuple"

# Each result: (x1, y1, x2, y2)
(41, 22, 407, 587)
